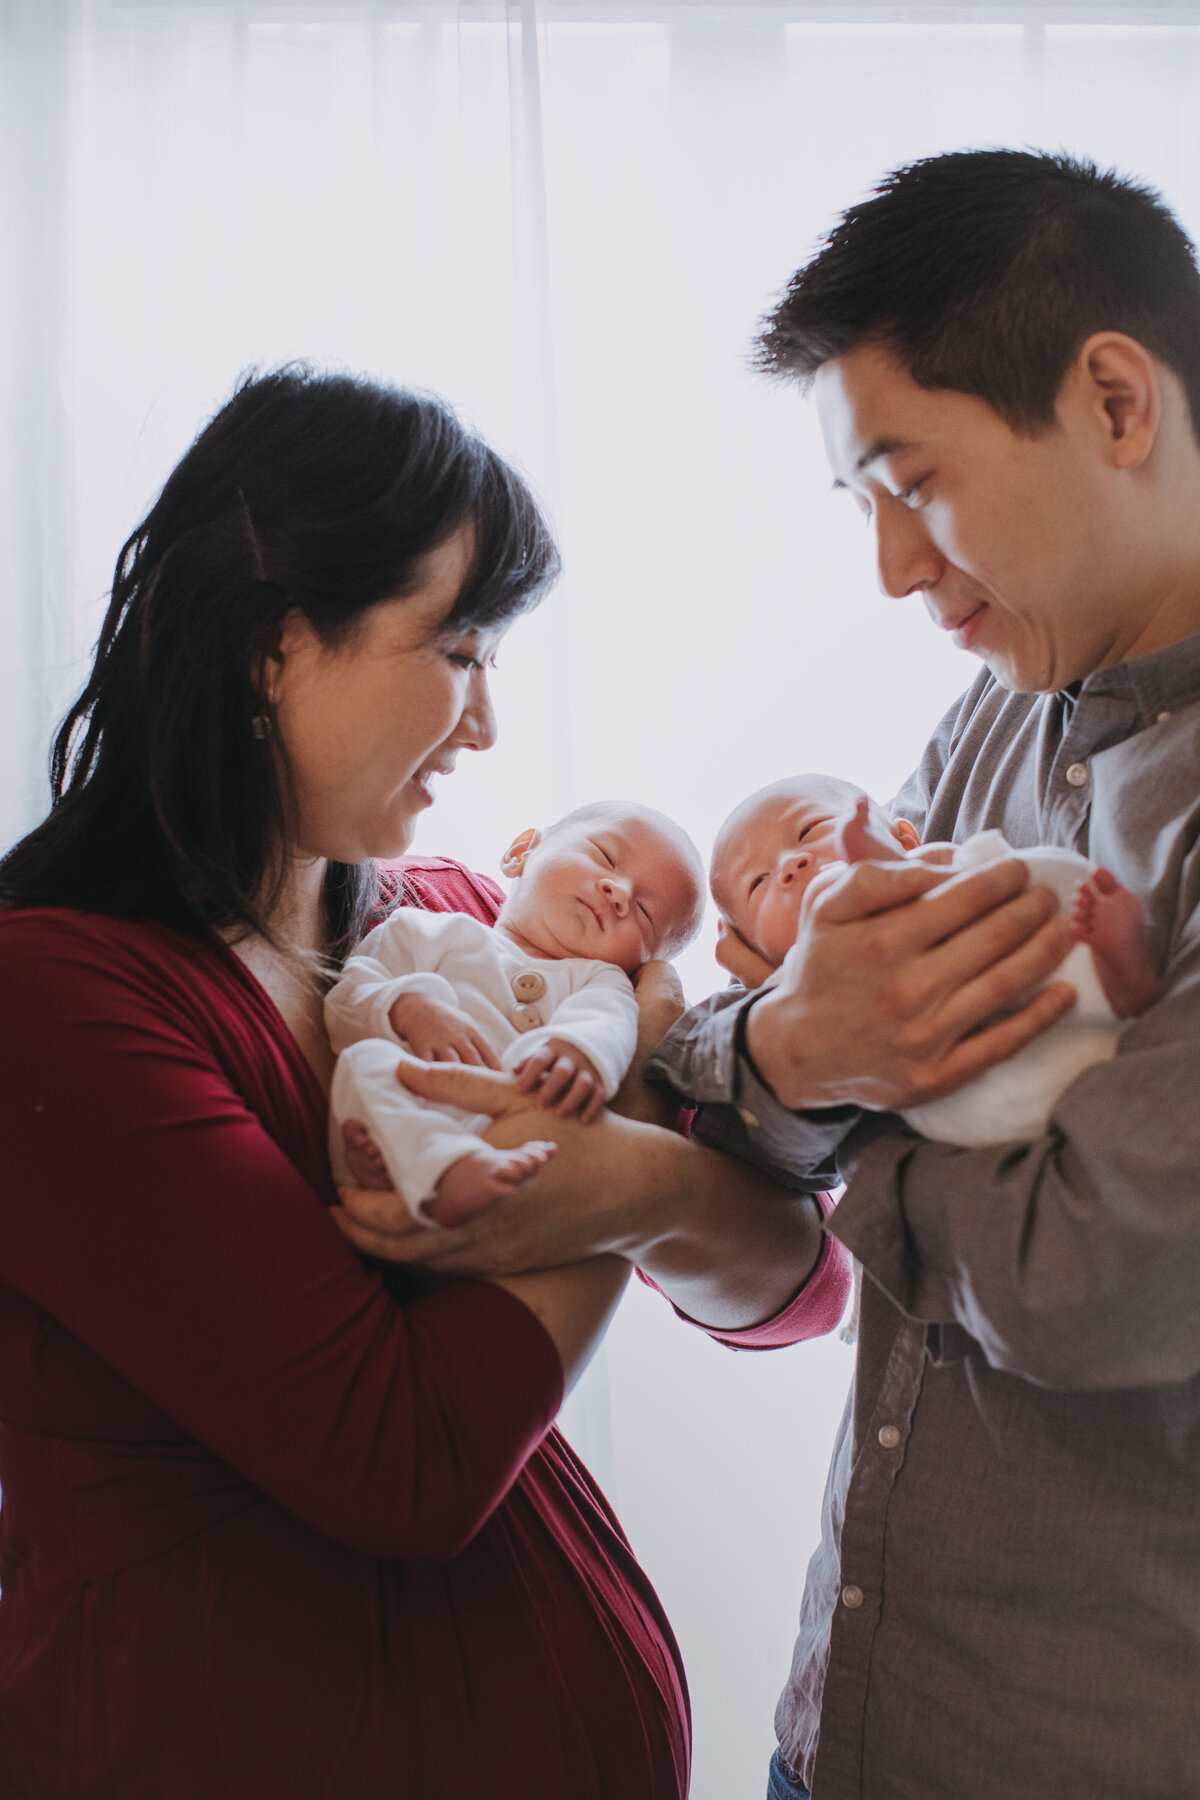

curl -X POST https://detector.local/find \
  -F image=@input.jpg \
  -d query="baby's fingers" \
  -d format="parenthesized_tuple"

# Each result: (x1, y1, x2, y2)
(554, 1070, 597, 1118)
(537, 1057, 578, 1105)
(469, 1031, 502, 1071)
(514, 1048, 556, 1092)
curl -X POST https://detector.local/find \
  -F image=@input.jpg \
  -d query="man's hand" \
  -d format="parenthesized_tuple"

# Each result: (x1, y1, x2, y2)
(388, 992, 501, 1067)
(745, 854, 1078, 1112)
(512, 1037, 606, 1122)
(715, 918, 776, 989)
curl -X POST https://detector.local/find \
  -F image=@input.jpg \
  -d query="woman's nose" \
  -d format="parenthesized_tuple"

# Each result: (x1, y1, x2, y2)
(456, 669, 498, 752)
(874, 496, 944, 600)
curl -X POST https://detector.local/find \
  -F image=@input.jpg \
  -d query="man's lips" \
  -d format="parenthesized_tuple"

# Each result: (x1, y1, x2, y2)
(936, 602, 988, 649)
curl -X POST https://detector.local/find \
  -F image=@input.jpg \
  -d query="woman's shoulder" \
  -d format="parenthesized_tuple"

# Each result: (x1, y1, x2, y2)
(0, 904, 229, 1016)
(376, 857, 504, 928)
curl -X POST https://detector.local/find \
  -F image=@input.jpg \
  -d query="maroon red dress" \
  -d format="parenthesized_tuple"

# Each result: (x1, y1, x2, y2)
(0, 859, 846, 1799)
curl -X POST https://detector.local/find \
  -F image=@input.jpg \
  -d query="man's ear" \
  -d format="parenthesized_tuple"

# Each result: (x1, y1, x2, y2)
(500, 828, 540, 878)
(891, 817, 921, 852)
(1070, 332, 1160, 470)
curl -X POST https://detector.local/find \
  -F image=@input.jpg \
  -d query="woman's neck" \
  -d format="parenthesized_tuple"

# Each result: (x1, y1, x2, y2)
(226, 855, 335, 1094)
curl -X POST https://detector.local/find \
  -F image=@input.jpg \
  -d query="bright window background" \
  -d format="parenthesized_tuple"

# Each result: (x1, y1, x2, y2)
(4, 5, 1200, 1794)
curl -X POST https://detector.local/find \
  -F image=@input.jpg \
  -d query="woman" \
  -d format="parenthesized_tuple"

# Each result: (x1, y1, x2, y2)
(0, 368, 846, 1798)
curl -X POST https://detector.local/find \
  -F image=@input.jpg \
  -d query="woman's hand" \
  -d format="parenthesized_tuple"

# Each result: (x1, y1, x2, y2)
(329, 1049, 644, 1274)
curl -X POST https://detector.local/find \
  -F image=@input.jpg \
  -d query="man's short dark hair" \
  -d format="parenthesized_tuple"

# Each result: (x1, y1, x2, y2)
(755, 148, 1200, 439)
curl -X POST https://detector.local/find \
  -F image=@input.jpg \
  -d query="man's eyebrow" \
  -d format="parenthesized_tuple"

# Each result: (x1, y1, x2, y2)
(831, 435, 917, 489)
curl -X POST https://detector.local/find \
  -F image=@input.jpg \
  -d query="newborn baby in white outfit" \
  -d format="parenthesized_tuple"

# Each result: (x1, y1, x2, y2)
(325, 802, 704, 1225)
(710, 774, 1160, 1147)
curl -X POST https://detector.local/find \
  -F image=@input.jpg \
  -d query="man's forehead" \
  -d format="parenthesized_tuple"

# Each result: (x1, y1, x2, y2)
(814, 345, 933, 481)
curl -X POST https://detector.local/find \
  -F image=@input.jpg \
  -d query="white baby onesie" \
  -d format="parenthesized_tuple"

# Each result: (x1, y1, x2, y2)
(900, 831, 1121, 1147)
(325, 909, 638, 1220)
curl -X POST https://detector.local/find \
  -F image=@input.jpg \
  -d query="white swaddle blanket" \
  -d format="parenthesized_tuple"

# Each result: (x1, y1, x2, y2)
(900, 831, 1120, 1147)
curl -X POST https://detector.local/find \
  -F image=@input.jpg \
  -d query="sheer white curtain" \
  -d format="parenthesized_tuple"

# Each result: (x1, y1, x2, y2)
(4, 4, 1200, 1793)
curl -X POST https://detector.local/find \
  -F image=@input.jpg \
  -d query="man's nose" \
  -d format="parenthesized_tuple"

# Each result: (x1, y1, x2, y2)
(599, 876, 631, 916)
(777, 852, 813, 887)
(456, 668, 498, 752)
(874, 497, 944, 600)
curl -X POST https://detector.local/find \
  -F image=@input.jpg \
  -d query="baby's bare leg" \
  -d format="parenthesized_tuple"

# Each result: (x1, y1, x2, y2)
(1071, 868, 1160, 1018)
(836, 795, 906, 865)
(341, 1119, 394, 1190)
(427, 1141, 559, 1228)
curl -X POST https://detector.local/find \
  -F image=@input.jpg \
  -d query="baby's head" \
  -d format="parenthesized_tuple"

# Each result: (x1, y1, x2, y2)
(711, 774, 918, 971)
(498, 801, 705, 974)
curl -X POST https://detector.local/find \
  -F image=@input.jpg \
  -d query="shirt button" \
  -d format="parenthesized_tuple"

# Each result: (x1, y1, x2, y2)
(737, 1105, 760, 1129)
(1157, 710, 1172, 725)
(1065, 762, 1089, 787)
(713, 1059, 724, 1085)
(878, 1424, 902, 1450)
(511, 970, 547, 1002)
(841, 1584, 864, 1611)
(512, 1005, 544, 1032)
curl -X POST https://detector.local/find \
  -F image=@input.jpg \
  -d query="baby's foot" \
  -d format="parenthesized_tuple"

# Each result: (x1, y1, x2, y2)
(341, 1118, 394, 1189)
(1071, 868, 1159, 1018)
(426, 1141, 558, 1228)
(836, 795, 906, 865)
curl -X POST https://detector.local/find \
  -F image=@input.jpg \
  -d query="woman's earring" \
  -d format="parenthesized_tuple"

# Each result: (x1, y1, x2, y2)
(251, 713, 272, 740)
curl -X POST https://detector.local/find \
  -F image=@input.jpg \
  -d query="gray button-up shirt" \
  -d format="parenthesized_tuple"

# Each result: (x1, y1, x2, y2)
(647, 634, 1200, 1799)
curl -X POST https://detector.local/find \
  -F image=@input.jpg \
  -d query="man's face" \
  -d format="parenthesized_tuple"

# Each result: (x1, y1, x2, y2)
(814, 343, 1135, 693)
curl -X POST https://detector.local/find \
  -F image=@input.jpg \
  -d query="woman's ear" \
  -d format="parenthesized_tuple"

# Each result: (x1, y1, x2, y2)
(892, 817, 921, 853)
(500, 828, 540, 878)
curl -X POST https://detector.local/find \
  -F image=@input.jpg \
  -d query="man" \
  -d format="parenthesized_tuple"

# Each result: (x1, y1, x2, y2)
(668, 150, 1200, 1798)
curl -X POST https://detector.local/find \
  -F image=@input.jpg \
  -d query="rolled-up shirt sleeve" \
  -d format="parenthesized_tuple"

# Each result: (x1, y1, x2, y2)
(831, 930, 1200, 1392)
(645, 986, 860, 1196)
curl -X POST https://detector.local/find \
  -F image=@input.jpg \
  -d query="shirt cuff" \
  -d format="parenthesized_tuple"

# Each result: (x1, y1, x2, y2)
(636, 1193, 853, 1351)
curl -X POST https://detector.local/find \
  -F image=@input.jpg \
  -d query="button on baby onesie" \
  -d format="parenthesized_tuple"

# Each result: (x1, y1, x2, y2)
(510, 970, 547, 1002)
(512, 1005, 544, 1031)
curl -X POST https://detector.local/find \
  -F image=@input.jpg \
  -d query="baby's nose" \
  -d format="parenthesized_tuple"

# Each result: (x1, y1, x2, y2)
(778, 852, 814, 887)
(599, 876, 631, 915)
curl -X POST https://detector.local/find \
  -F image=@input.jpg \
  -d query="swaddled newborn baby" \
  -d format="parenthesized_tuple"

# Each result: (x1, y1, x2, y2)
(325, 801, 704, 1224)
(709, 774, 1160, 1146)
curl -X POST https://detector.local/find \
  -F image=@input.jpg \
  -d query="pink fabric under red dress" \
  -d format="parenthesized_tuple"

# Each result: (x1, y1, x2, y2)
(0, 858, 847, 1799)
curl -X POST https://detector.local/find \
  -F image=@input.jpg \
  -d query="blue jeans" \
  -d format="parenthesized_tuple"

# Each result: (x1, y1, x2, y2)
(767, 1747, 811, 1799)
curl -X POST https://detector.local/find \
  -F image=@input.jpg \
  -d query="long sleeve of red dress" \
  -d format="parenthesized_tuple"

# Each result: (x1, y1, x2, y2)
(0, 865, 690, 1799)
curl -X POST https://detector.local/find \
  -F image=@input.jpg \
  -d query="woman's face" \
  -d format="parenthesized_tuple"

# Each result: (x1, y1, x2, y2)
(266, 525, 504, 864)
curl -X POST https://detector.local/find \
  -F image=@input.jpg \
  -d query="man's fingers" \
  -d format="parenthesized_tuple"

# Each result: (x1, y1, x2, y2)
(935, 913, 1077, 1042)
(911, 887, 1067, 1012)
(811, 855, 956, 927)
(922, 980, 1080, 1098)
(472, 1032, 502, 1070)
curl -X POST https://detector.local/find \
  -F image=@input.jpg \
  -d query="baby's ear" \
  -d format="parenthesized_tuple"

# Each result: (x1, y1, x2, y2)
(891, 817, 922, 852)
(500, 827, 541, 878)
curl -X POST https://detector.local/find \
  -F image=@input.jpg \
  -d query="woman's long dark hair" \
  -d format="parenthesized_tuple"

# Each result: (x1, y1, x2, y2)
(0, 367, 559, 963)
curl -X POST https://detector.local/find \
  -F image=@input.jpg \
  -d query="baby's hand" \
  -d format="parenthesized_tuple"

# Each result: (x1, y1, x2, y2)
(388, 992, 501, 1068)
(512, 1037, 606, 1122)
